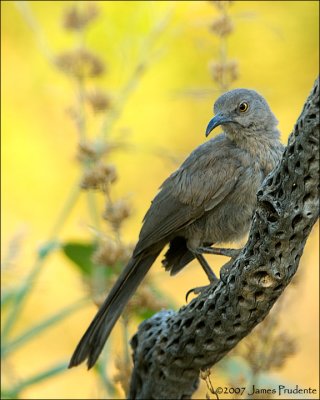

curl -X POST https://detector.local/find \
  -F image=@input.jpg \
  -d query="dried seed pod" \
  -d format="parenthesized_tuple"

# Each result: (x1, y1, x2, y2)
(80, 162, 117, 191)
(63, 3, 99, 31)
(77, 141, 98, 162)
(86, 89, 112, 113)
(209, 1, 234, 11)
(118, 242, 135, 264)
(125, 283, 168, 317)
(92, 238, 122, 266)
(209, 60, 239, 85)
(266, 332, 296, 370)
(103, 199, 132, 229)
(210, 14, 234, 37)
(55, 48, 105, 80)
(76, 140, 110, 163)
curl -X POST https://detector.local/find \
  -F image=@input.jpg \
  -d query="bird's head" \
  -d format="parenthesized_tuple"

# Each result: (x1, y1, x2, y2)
(205, 89, 279, 139)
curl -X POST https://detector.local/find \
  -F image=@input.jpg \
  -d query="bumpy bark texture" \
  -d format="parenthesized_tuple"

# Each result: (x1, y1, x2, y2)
(129, 78, 319, 399)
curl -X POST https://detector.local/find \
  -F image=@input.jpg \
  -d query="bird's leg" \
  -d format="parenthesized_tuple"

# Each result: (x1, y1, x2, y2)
(186, 248, 242, 302)
(194, 253, 218, 282)
(197, 246, 242, 259)
(186, 253, 219, 302)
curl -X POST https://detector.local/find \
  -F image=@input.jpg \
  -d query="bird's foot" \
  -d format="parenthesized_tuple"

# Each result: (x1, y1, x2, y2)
(197, 246, 242, 259)
(185, 283, 215, 302)
(184, 252, 219, 302)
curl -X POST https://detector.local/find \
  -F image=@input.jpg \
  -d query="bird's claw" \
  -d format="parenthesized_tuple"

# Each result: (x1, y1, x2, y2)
(185, 284, 215, 302)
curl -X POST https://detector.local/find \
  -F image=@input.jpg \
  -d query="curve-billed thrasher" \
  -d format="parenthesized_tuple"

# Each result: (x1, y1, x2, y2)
(69, 88, 284, 369)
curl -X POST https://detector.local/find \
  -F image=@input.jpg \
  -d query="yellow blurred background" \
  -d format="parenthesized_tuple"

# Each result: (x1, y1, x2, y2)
(1, 1, 319, 399)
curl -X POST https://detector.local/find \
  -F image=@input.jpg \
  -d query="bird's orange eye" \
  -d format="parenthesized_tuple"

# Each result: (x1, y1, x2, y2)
(239, 101, 249, 112)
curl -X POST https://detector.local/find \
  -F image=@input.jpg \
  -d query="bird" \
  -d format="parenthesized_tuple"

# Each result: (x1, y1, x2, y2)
(69, 88, 284, 369)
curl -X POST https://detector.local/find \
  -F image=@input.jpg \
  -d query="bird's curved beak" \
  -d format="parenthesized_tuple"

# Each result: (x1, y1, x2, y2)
(205, 114, 233, 137)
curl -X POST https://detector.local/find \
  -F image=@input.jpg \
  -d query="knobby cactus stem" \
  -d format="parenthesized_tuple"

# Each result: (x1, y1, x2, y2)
(129, 77, 319, 399)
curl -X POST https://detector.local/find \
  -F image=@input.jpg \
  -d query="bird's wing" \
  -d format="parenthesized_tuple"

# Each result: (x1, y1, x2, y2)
(134, 138, 242, 255)
(133, 186, 198, 256)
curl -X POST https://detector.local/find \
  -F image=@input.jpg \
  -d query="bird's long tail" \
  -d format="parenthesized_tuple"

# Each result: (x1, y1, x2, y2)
(69, 252, 160, 369)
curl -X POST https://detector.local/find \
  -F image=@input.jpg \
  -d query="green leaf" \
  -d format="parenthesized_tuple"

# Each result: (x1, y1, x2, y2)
(2, 299, 87, 357)
(4, 361, 68, 396)
(136, 308, 157, 320)
(62, 241, 96, 275)
(1, 389, 19, 399)
(1, 288, 18, 309)
(37, 240, 60, 260)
